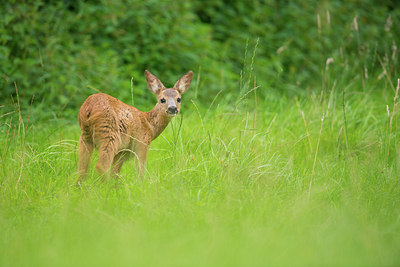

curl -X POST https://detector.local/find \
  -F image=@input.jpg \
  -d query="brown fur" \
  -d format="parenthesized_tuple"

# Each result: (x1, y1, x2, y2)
(77, 70, 193, 183)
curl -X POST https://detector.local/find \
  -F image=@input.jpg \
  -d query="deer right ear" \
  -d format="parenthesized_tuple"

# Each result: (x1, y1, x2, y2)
(145, 70, 165, 95)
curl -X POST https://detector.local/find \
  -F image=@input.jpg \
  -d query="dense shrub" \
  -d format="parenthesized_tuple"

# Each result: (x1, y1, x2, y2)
(0, 0, 399, 120)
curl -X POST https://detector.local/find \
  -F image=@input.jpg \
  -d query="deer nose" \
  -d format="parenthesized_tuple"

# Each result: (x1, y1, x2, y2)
(167, 106, 178, 114)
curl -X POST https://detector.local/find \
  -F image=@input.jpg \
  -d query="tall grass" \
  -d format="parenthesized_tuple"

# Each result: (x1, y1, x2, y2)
(1, 67, 399, 265)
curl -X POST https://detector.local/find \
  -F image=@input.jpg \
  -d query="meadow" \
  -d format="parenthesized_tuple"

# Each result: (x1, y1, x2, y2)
(1, 1, 400, 266)
(1, 74, 400, 266)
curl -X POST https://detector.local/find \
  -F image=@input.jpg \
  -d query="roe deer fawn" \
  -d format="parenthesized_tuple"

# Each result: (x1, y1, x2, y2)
(77, 70, 193, 183)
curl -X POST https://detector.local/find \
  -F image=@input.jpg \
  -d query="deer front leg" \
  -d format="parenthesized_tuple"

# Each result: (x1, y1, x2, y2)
(111, 151, 130, 177)
(134, 141, 150, 177)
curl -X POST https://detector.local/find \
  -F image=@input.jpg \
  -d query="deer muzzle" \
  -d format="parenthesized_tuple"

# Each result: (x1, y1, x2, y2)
(167, 106, 178, 116)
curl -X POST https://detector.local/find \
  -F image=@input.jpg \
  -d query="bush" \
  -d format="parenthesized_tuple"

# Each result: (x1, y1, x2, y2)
(0, 0, 399, 120)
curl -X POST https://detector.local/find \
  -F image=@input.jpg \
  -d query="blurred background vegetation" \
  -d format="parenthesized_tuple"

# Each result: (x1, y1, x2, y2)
(1, 0, 399, 120)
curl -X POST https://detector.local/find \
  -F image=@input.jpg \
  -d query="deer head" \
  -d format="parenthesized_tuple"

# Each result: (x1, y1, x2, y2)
(145, 70, 193, 117)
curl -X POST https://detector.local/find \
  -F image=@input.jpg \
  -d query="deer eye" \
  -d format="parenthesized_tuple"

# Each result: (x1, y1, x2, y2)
(177, 98, 181, 103)
(160, 98, 166, 103)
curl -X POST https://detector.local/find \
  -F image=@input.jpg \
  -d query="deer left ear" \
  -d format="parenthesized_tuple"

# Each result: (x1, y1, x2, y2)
(174, 71, 193, 94)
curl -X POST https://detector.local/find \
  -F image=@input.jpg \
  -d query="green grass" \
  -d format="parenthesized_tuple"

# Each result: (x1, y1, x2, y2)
(1, 80, 400, 266)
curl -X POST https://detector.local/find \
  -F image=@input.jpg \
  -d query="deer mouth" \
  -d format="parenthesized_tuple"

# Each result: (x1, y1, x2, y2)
(166, 110, 178, 116)
(166, 107, 178, 116)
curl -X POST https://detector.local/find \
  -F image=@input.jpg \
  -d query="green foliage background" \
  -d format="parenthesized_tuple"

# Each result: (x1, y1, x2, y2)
(1, 1, 400, 266)
(1, 0, 399, 118)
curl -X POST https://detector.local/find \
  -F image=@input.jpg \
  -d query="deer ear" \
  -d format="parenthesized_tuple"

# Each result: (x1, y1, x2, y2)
(174, 71, 193, 94)
(145, 70, 165, 95)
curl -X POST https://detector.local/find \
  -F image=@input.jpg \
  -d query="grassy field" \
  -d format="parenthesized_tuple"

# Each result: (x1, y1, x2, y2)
(1, 77, 400, 266)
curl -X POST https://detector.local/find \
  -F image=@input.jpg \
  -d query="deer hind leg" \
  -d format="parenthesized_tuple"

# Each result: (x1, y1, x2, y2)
(77, 136, 93, 184)
(134, 141, 150, 177)
(111, 151, 130, 177)
(96, 140, 118, 181)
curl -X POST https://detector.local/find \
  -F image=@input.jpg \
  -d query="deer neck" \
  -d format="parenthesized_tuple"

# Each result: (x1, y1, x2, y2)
(146, 104, 172, 140)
